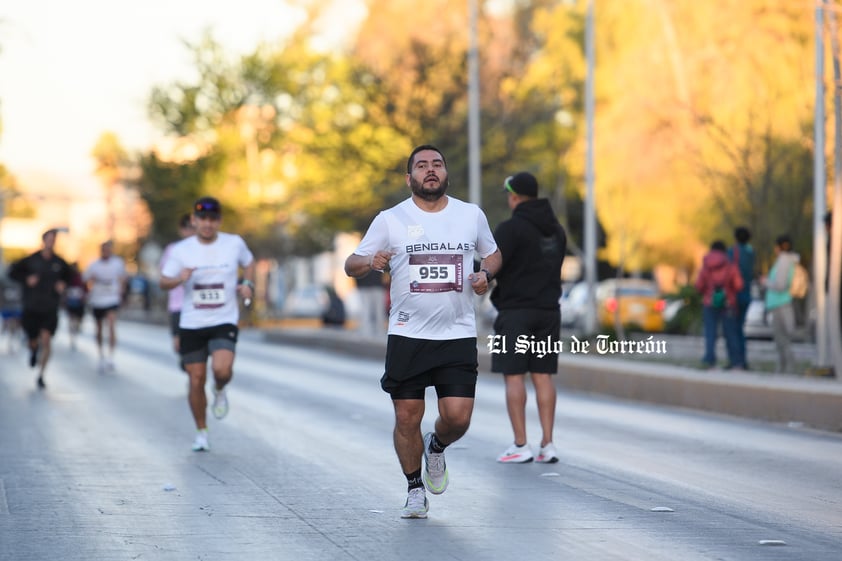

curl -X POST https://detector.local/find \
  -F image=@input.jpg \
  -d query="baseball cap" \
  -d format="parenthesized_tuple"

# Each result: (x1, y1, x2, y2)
(193, 197, 221, 219)
(503, 172, 538, 197)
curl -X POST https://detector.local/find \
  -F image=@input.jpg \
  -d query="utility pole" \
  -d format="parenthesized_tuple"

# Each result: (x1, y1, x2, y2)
(583, 0, 597, 334)
(826, 2, 842, 378)
(467, 0, 481, 206)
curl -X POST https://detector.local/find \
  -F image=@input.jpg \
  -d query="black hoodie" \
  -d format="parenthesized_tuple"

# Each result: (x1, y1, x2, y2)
(490, 198, 567, 311)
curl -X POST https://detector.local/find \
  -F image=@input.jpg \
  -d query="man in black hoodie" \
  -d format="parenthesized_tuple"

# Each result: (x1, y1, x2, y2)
(490, 172, 567, 464)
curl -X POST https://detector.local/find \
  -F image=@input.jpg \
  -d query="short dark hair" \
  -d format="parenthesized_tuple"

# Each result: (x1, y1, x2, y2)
(711, 240, 727, 251)
(775, 234, 792, 251)
(406, 144, 446, 174)
(734, 226, 751, 244)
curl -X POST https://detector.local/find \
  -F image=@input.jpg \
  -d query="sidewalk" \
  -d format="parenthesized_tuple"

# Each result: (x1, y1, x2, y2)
(260, 323, 842, 433)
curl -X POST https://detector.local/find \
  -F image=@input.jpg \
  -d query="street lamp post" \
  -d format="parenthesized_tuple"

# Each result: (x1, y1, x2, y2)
(583, 0, 597, 334)
(468, 0, 481, 206)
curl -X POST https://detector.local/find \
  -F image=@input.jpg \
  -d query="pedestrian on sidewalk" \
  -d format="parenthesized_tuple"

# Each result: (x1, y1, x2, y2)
(762, 234, 800, 373)
(728, 226, 755, 370)
(83, 241, 127, 372)
(159, 213, 196, 369)
(490, 171, 567, 465)
(160, 197, 255, 452)
(694, 240, 744, 369)
(8, 228, 73, 389)
(344, 144, 501, 519)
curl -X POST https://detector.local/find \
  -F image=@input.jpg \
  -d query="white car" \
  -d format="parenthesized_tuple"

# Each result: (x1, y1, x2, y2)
(560, 282, 588, 328)
(743, 298, 773, 340)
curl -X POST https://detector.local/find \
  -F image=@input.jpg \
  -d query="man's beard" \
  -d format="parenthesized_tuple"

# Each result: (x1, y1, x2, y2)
(410, 174, 449, 202)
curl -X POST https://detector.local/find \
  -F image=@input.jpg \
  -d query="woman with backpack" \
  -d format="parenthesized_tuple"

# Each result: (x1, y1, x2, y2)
(695, 240, 745, 369)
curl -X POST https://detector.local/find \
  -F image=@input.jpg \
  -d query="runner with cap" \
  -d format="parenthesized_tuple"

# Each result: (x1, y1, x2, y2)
(159, 197, 256, 451)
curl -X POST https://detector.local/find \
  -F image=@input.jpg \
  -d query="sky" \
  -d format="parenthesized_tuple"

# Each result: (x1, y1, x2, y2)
(0, 0, 366, 195)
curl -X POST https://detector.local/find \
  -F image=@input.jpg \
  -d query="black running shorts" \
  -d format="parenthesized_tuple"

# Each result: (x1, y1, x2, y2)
(21, 309, 59, 339)
(92, 305, 120, 321)
(491, 308, 561, 375)
(381, 335, 478, 399)
(179, 323, 239, 365)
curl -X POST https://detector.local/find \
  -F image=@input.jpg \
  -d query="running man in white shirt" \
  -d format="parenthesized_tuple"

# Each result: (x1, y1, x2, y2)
(83, 241, 127, 372)
(344, 145, 502, 519)
(160, 197, 255, 452)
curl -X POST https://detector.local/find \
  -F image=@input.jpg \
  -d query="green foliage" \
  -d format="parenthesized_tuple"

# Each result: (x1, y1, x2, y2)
(136, 151, 217, 243)
(133, 0, 824, 273)
(664, 285, 703, 335)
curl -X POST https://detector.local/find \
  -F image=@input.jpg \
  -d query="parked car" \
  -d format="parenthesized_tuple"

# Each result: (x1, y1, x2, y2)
(560, 281, 588, 328)
(595, 278, 666, 332)
(743, 297, 772, 339)
(281, 285, 346, 326)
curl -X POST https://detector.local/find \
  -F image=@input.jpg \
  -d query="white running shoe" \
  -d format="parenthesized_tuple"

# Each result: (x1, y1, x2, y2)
(192, 430, 210, 452)
(400, 487, 429, 519)
(497, 443, 534, 463)
(212, 387, 229, 419)
(535, 442, 560, 464)
(422, 432, 449, 494)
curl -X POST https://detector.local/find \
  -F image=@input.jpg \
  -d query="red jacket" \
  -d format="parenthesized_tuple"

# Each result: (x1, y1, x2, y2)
(694, 249, 744, 308)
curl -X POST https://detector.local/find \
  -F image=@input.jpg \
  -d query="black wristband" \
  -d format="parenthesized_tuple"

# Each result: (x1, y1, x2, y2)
(481, 268, 493, 283)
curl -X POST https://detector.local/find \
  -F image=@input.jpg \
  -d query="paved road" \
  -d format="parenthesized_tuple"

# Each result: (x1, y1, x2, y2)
(1, 320, 841, 560)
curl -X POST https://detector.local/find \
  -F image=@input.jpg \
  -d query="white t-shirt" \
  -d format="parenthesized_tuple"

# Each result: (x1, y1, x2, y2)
(354, 196, 497, 340)
(161, 233, 254, 329)
(83, 257, 127, 308)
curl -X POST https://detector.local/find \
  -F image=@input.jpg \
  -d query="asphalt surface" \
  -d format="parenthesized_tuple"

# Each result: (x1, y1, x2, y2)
(261, 322, 842, 433)
(2, 320, 841, 561)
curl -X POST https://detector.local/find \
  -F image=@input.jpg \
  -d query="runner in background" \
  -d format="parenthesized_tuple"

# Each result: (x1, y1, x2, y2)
(83, 241, 127, 373)
(64, 262, 87, 351)
(159, 213, 196, 370)
(7, 229, 73, 389)
(160, 197, 255, 452)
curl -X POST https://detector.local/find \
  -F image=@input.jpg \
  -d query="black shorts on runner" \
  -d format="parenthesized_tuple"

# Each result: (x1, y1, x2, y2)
(66, 304, 85, 319)
(179, 323, 239, 365)
(92, 305, 120, 321)
(491, 308, 561, 375)
(381, 335, 478, 399)
(21, 309, 59, 340)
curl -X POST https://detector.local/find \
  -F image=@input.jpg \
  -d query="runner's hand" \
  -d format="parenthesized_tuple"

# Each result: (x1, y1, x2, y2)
(469, 272, 488, 295)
